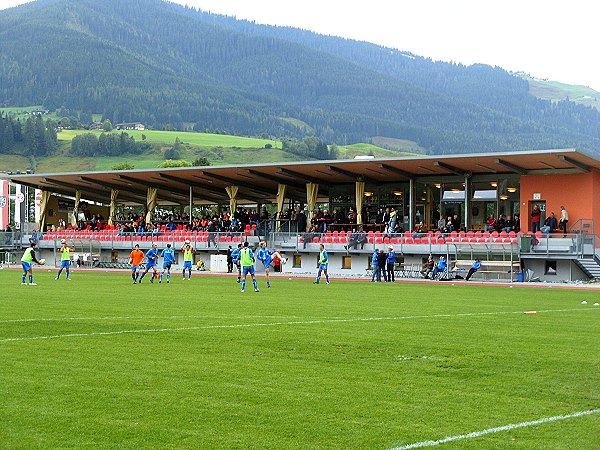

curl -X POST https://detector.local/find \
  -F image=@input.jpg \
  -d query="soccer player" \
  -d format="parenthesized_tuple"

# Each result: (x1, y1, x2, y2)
(314, 243, 330, 284)
(55, 239, 74, 281)
(240, 241, 259, 292)
(159, 243, 175, 283)
(20, 242, 41, 285)
(231, 243, 242, 283)
(128, 244, 145, 284)
(257, 240, 285, 288)
(138, 242, 159, 283)
(181, 241, 194, 281)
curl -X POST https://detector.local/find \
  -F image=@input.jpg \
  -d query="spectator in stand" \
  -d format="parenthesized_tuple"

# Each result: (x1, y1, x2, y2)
(347, 208, 357, 224)
(437, 217, 446, 232)
(388, 207, 397, 234)
(484, 214, 496, 232)
(297, 209, 307, 233)
(513, 214, 521, 232)
(495, 214, 506, 232)
(531, 206, 541, 233)
(452, 214, 461, 232)
(346, 228, 366, 250)
(540, 212, 558, 234)
(503, 215, 514, 233)
(559, 206, 569, 237)
(207, 220, 217, 247)
(412, 222, 425, 239)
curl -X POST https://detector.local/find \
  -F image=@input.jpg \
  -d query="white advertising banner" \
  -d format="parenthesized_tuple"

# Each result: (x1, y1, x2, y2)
(0, 180, 9, 230)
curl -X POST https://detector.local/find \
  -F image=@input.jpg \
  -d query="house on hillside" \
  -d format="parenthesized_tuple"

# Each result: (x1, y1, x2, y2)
(116, 122, 145, 131)
(90, 122, 104, 130)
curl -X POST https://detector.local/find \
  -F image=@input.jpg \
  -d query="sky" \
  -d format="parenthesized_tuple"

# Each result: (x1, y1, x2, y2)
(1, 0, 598, 91)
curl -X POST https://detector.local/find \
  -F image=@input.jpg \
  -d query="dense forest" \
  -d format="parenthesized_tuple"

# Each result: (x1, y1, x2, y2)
(0, 0, 599, 157)
(0, 113, 57, 156)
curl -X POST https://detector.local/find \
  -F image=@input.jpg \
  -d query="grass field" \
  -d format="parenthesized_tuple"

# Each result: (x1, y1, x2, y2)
(1, 270, 599, 449)
(57, 129, 282, 150)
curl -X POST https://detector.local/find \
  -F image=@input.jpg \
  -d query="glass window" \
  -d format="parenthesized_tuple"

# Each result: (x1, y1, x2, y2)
(473, 190, 497, 200)
(442, 190, 465, 200)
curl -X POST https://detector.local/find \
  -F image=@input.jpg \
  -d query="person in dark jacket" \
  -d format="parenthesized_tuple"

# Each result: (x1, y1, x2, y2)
(377, 249, 388, 282)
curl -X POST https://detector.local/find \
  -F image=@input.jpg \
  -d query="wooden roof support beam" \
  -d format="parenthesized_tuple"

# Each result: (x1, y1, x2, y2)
(199, 171, 276, 197)
(558, 155, 591, 173)
(15, 179, 124, 205)
(377, 163, 414, 179)
(246, 170, 306, 191)
(433, 161, 468, 176)
(494, 159, 528, 175)
(327, 165, 379, 184)
(277, 168, 327, 185)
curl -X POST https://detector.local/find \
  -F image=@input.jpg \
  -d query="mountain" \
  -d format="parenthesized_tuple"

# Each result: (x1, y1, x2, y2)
(1, 0, 599, 155)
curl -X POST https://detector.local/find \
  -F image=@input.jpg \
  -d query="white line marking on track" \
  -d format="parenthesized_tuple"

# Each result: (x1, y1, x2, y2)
(390, 408, 600, 449)
(0, 308, 595, 344)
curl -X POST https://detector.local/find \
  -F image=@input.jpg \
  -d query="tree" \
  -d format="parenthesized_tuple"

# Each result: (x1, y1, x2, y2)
(112, 162, 135, 170)
(157, 159, 192, 168)
(192, 156, 210, 166)
(164, 147, 181, 160)
(103, 119, 113, 132)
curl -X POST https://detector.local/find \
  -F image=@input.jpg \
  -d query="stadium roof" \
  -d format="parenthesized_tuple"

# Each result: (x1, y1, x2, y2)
(3, 148, 599, 206)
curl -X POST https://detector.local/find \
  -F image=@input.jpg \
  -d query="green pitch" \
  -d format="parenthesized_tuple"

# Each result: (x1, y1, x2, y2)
(1, 270, 598, 449)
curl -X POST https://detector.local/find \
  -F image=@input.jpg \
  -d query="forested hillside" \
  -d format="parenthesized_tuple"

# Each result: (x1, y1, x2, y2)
(0, 0, 599, 157)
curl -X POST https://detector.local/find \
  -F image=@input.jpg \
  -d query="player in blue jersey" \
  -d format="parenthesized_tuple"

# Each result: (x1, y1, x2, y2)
(314, 243, 330, 284)
(138, 242, 159, 283)
(159, 243, 176, 283)
(231, 243, 242, 283)
(256, 241, 286, 288)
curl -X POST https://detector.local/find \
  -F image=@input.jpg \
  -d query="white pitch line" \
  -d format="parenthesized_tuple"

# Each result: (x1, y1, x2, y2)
(0, 314, 305, 324)
(390, 408, 600, 449)
(0, 308, 594, 344)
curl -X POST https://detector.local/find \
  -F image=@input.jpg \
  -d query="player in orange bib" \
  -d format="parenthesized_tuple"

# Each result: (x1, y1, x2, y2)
(129, 244, 145, 284)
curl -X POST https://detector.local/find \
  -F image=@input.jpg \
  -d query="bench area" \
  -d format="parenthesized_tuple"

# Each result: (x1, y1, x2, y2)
(453, 260, 520, 280)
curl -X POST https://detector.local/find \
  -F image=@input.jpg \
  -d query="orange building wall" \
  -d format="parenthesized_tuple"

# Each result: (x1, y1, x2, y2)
(519, 169, 600, 233)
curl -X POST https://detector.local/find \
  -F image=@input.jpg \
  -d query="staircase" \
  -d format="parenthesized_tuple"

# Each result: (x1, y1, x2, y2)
(575, 257, 600, 280)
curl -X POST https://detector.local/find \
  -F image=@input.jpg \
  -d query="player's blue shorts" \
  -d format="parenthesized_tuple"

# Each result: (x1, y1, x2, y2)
(242, 265, 255, 275)
(21, 262, 31, 271)
(131, 265, 139, 272)
(146, 262, 157, 269)
(261, 258, 273, 269)
(183, 261, 193, 269)
(60, 260, 70, 268)
(319, 263, 328, 271)
(162, 262, 172, 270)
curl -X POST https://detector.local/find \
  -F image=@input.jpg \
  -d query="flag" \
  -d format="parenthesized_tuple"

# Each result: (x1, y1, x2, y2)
(35, 189, 42, 223)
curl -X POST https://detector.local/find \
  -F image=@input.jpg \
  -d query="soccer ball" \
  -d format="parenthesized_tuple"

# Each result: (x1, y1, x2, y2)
(60, 239, 66, 244)
(280, 257, 287, 264)
(184, 239, 191, 244)
(39, 259, 46, 265)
